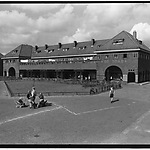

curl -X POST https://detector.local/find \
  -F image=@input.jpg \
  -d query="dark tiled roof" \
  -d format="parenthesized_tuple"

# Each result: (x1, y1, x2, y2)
(32, 39, 109, 59)
(4, 30, 150, 59)
(3, 44, 33, 59)
(95, 30, 150, 52)
(4, 45, 22, 58)
(0, 53, 3, 58)
(19, 44, 33, 58)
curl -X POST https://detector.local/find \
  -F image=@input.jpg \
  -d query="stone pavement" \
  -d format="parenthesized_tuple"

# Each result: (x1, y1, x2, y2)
(0, 81, 10, 97)
(100, 82, 150, 144)
(1, 81, 150, 144)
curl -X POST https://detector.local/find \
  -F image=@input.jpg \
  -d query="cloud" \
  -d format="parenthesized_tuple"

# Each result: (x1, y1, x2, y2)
(36, 4, 74, 32)
(0, 4, 75, 53)
(60, 3, 150, 46)
(130, 23, 150, 41)
(11, 4, 61, 13)
(0, 10, 35, 46)
(60, 4, 136, 43)
(2, 3, 150, 54)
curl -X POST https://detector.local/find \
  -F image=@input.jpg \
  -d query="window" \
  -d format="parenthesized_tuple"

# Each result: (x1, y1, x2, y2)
(105, 55, 109, 59)
(63, 48, 69, 51)
(123, 54, 127, 58)
(114, 54, 118, 58)
(133, 53, 137, 57)
(36, 50, 41, 53)
(78, 46, 86, 50)
(45, 49, 54, 53)
(97, 45, 101, 48)
(12, 49, 18, 54)
(112, 39, 124, 45)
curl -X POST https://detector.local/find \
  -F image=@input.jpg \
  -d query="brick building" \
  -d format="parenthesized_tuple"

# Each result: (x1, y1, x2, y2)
(2, 30, 150, 83)
(0, 53, 3, 76)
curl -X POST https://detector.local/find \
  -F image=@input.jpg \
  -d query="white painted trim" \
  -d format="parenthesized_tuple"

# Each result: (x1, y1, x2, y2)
(94, 48, 140, 53)
(2, 57, 19, 60)
(31, 53, 97, 59)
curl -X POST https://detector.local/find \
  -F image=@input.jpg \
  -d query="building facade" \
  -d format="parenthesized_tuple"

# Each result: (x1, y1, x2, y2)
(2, 30, 150, 83)
(0, 53, 3, 76)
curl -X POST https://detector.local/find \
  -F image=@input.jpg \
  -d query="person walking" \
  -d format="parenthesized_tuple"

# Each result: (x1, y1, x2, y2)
(29, 87, 37, 108)
(109, 86, 115, 103)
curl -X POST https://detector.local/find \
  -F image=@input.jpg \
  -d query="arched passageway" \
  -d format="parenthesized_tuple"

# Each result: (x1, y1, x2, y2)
(8, 67, 16, 77)
(105, 66, 123, 81)
(128, 72, 135, 83)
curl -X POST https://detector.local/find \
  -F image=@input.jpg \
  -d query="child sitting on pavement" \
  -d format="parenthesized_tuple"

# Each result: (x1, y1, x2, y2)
(37, 93, 47, 108)
(16, 97, 26, 108)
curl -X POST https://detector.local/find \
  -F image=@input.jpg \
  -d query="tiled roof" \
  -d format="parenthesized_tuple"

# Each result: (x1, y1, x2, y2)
(0, 53, 3, 58)
(19, 44, 33, 58)
(3, 30, 150, 59)
(31, 39, 109, 59)
(95, 30, 150, 52)
(3, 44, 33, 59)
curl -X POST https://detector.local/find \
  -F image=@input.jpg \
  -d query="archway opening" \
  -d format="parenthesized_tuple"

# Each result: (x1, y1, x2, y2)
(128, 72, 135, 83)
(8, 67, 16, 77)
(105, 66, 123, 81)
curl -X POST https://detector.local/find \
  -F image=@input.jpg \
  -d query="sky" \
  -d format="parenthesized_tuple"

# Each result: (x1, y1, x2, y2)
(0, 2, 150, 55)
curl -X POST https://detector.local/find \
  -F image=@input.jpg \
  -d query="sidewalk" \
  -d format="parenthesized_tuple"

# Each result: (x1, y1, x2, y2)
(101, 83, 150, 144)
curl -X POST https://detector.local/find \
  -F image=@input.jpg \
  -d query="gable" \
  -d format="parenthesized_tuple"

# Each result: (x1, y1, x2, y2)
(95, 30, 150, 53)
(4, 45, 21, 58)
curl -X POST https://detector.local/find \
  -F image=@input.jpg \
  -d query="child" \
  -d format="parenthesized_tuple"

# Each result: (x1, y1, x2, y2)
(37, 93, 47, 108)
(109, 86, 115, 103)
(16, 97, 26, 108)
(27, 87, 37, 109)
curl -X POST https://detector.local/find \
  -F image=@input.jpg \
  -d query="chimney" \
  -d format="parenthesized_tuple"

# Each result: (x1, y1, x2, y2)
(91, 39, 95, 45)
(45, 44, 48, 49)
(35, 45, 38, 50)
(58, 43, 62, 49)
(74, 41, 77, 47)
(133, 31, 137, 39)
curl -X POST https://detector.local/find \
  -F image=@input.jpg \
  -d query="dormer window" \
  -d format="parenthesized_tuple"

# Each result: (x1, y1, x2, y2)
(36, 50, 41, 53)
(45, 49, 54, 53)
(78, 46, 86, 50)
(112, 39, 124, 45)
(63, 48, 69, 51)
(97, 45, 101, 48)
(12, 49, 18, 54)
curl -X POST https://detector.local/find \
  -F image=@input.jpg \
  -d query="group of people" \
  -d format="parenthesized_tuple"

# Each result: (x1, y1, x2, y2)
(16, 87, 48, 109)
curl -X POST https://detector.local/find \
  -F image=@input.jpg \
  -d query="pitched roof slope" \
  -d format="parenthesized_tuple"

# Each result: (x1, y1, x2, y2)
(95, 30, 150, 52)
(32, 39, 109, 58)
(0, 53, 3, 58)
(3, 44, 33, 59)
(19, 44, 33, 58)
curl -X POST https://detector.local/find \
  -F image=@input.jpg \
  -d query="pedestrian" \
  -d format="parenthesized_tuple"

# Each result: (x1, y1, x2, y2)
(109, 86, 115, 103)
(27, 90, 31, 100)
(29, 87, 37, 109)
